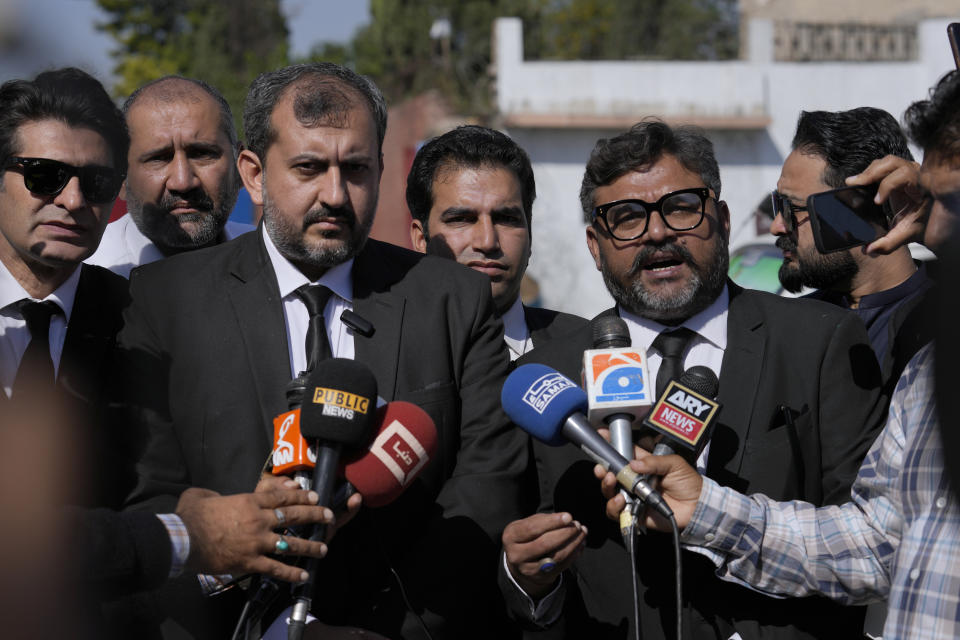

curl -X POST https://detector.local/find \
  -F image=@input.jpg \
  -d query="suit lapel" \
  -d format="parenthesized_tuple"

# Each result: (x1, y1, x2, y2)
(352, 242, 404, 400)
(226, 232, 292, 441)
(709, 284, 764, 479)
(58, 265, 119, 404)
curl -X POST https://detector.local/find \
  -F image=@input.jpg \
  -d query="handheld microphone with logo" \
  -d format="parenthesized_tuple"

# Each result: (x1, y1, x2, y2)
(583, 317, 654, 535)
(643, 366, 720, 461)
(288, 359, 378, 640)
(502, 363, 672, 519)
(338, 401, 438, 507)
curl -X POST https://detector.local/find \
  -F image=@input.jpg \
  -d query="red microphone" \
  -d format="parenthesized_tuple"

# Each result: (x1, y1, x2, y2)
(272, 401, 438, 507)
(342, 401, 438, 507)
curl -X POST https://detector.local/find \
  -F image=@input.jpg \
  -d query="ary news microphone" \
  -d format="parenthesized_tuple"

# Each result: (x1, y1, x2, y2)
(288, 359, 378, 640)
(502, 364, 673, 519)
(643, 366, 721, 461)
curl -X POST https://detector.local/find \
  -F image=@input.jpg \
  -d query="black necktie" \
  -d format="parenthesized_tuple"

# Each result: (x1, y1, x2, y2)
(295, 285, 333, 373)
(12, 299, 62, 398)
(652, 327, 696, 397)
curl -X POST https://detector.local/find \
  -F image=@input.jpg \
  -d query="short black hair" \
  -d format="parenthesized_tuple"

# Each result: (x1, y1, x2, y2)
(123, 75, 239, 151)
(0, 67, 128, 175)
(580, 119, 721, 223)
(243, 62, 387, 162)
(905, 70, 960, 162)
(792, 107, 914, 189)
(405, 125, 536, 235)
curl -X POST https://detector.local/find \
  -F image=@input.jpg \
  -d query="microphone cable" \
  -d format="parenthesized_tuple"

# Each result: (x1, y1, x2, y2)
(625, 501, 642, 640)
(627, 502, 683, 640)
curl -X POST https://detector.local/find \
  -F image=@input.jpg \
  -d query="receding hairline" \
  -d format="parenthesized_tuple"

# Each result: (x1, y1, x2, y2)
(126, 79, 219, 116)
(263, 76, 380, 146)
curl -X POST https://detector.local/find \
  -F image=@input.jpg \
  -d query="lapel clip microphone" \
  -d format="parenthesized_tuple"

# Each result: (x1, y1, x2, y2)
(341, 310, 375, 337)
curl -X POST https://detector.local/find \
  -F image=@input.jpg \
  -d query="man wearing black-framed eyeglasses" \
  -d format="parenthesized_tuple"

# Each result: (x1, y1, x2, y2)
(501, 119, 885, 640)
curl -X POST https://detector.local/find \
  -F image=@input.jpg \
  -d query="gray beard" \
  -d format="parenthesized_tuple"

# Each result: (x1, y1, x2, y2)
(600, 238, 729, 324)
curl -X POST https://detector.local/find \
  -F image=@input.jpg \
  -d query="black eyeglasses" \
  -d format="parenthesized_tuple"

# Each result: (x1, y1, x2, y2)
(3, 157, 123, 204)
(769, 191, 809, 233)
(591, 187, 713, 241)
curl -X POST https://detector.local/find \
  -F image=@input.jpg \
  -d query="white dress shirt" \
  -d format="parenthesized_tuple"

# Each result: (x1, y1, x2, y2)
(502, 298, 533, 361)
(87, 213, 255, 278)
(261, 226, 355, 376)
(0, 264, 80, 398)
(619, 284, 729, 472)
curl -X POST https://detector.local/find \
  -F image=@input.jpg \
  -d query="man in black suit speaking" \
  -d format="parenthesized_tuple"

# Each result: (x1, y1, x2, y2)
(118, 63, 528, 638)
(407, 125, 586, 360)
(500, 120, 886, 639)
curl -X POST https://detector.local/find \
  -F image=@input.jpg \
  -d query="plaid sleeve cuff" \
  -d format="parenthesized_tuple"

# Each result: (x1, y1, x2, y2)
(157, 513, 190, 578)
(681, 476, 753, 553)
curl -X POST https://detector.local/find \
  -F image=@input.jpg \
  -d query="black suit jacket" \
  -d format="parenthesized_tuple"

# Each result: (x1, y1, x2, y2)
(504, 283, 886, 640)
(523, 305, 589, 350)
(117, 232, 528, 638)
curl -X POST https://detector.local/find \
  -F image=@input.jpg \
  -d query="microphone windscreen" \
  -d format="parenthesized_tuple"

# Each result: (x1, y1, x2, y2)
(343, 402, 437, 507)
(300, 358, 378, 448)
(591, 316, 631, 349)
(679, 366, 719, 398)
(502, 364, 587, 446)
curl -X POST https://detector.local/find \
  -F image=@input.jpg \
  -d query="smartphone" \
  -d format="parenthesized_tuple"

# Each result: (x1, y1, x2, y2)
(806, 185, 888, 253)
(950, 23, 960, 68)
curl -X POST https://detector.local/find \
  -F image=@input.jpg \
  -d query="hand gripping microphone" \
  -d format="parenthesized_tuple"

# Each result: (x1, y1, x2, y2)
(288, 359, 378, 640)
(502, 363, 672, 519)
(643, 365, 721, 461)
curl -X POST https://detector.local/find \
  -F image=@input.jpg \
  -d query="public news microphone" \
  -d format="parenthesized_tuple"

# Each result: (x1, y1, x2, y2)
(288, 359, 378, 640)
(502, 363, 672, 519)
(642, 365, 721, 461)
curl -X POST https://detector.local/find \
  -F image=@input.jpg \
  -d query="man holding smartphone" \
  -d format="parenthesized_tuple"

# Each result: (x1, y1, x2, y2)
(769, 107, 934, 395)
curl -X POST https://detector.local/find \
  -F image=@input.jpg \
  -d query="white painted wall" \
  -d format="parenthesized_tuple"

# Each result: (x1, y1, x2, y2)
(495, 17, 956, 317)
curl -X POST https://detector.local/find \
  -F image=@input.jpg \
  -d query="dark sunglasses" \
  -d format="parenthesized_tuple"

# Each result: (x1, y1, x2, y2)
(3, 157, 123, 204)
(769, 191, 809, 233)
(591, 187, 713, 241)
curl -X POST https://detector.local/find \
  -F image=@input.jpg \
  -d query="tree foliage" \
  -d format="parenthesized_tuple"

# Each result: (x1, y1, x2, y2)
(96, 0, 289, 136)
(307, 0, 738, 117)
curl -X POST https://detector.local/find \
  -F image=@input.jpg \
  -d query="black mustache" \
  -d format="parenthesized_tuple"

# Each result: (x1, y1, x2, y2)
(629, 243, 693, 274)
(775, 236, 797, 253)
(160, 189, 213, 212)
(303, 206, 355, 229)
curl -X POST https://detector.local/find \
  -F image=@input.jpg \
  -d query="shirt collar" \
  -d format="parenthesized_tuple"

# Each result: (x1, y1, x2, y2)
(0, 262, 80, 322)
(618, 284, 729, 352)
(501, 298, 531, 356)
(261, 226, 353, 302)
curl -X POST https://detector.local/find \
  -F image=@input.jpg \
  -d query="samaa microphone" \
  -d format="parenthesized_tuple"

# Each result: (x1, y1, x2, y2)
(502, 363, 672, 519)
(289, 359, 378, 640)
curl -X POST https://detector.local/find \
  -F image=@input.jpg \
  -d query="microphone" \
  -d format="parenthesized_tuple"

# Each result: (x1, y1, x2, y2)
(338, 401, 438, 507)
(583, 317, 654, 534)
(502, 364, 673, 519)
(642, 366, 721, 461)
(275, 401, 438, 509)
(289, 359, 378, 640)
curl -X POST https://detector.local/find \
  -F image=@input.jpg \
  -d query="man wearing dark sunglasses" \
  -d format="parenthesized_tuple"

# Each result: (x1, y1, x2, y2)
(501, 119, 885, 640)
(88, 76, 252, 278)
(0, 67, 129, 456)
(771, 108, 934, 399)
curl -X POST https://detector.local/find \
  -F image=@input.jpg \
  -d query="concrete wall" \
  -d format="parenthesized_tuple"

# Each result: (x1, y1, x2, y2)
(494, 16, 956, 317)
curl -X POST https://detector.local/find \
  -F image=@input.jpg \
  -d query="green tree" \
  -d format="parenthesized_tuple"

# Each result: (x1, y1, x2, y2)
(305, 0, 737, 118)
(97, 0, 289, 137)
